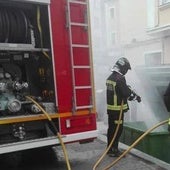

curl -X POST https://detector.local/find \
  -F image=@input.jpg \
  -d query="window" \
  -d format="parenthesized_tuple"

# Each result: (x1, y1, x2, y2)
(144, 51, 162, 66)
(159, 0, 170, 5)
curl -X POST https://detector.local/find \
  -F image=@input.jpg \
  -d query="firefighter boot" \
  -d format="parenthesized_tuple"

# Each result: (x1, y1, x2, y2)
(107, 148, 124, 157)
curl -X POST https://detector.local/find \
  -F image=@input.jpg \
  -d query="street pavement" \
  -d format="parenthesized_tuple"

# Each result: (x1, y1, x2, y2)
(54, 135, 169, 170)
(97, 121, 170, 170)
(49, 121, 170, 170)
(0, 121, 170, 170)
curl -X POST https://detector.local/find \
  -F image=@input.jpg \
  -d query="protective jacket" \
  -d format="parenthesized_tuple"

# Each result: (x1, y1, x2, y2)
(164, 83, 170, 112)
(106, 71, 132, 113)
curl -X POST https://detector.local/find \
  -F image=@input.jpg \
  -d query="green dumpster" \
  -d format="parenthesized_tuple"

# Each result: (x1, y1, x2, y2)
(120, 121, 170, 163)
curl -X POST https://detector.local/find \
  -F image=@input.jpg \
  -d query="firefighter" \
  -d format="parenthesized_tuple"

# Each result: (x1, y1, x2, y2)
(163, 82, 170, 132)
(106, 57, 141, 157)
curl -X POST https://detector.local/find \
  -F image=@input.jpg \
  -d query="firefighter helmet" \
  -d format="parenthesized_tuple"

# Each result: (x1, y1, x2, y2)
(114, 57, 131, 75)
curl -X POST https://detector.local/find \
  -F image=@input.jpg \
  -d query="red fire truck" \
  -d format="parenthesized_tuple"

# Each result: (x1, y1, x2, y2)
(0, 0, 97, 159)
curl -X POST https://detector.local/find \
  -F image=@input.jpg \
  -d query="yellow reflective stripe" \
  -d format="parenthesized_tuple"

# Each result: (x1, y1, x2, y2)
(114, 120, 123, 124)
(106, 79, 128, 111)
(114, 94, 117, 106)
(106, 80, 118, 107)
(107, 104, 128, 111)
(106, 80, 116, 86)
(168, 118, 170, 125)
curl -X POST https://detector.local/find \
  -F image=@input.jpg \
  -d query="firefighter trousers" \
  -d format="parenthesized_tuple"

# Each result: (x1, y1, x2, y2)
(107, 112, 124, 150)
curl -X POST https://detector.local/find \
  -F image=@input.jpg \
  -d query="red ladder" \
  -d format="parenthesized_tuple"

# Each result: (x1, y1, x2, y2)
(66, 0, 94, 111)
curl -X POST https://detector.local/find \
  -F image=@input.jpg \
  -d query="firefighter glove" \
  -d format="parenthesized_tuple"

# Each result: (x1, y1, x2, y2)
(128, 93, 136, 101)
(136, 95, 141, 103)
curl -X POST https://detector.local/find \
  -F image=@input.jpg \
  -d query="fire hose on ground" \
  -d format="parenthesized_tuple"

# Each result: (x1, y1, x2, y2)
(26, 96, 71, 170)
(102, 119, 168, 170)
(92, 101, 124, 170)
(26, 95, 168, 170)
(93, 100, 168, 170)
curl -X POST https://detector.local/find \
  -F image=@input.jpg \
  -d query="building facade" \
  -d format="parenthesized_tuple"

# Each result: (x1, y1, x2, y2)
(90, 0, 170, 125)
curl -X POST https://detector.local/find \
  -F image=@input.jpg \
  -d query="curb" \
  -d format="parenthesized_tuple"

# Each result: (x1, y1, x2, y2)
(97, 121, 170, 170)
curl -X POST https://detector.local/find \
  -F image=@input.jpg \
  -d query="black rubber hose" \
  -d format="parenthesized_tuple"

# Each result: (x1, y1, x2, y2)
(0, 10, 3, 42)
(4, 9, 10, 43)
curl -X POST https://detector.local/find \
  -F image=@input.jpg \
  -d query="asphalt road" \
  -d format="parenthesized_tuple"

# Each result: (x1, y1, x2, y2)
(0, 138, 168, 170)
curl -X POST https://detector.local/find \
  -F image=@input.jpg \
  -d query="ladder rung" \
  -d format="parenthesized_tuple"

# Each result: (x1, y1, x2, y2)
(69, 0, 87, 5)
(75, 86, 91, 89)
(70, 22, 88, 27)
(73, 65, 90, 69)
(72, 44, 89, 48)
(76, 105, 93, 110)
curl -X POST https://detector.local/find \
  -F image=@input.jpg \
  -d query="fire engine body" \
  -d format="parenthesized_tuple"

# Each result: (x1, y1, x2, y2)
(0, 0, 97, 155)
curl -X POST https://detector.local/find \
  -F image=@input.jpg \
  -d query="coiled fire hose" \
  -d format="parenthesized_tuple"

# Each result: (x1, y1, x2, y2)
(26, 96, 71, 170)
(93, 101, 124, 170)
(103, 119, 169, 170)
